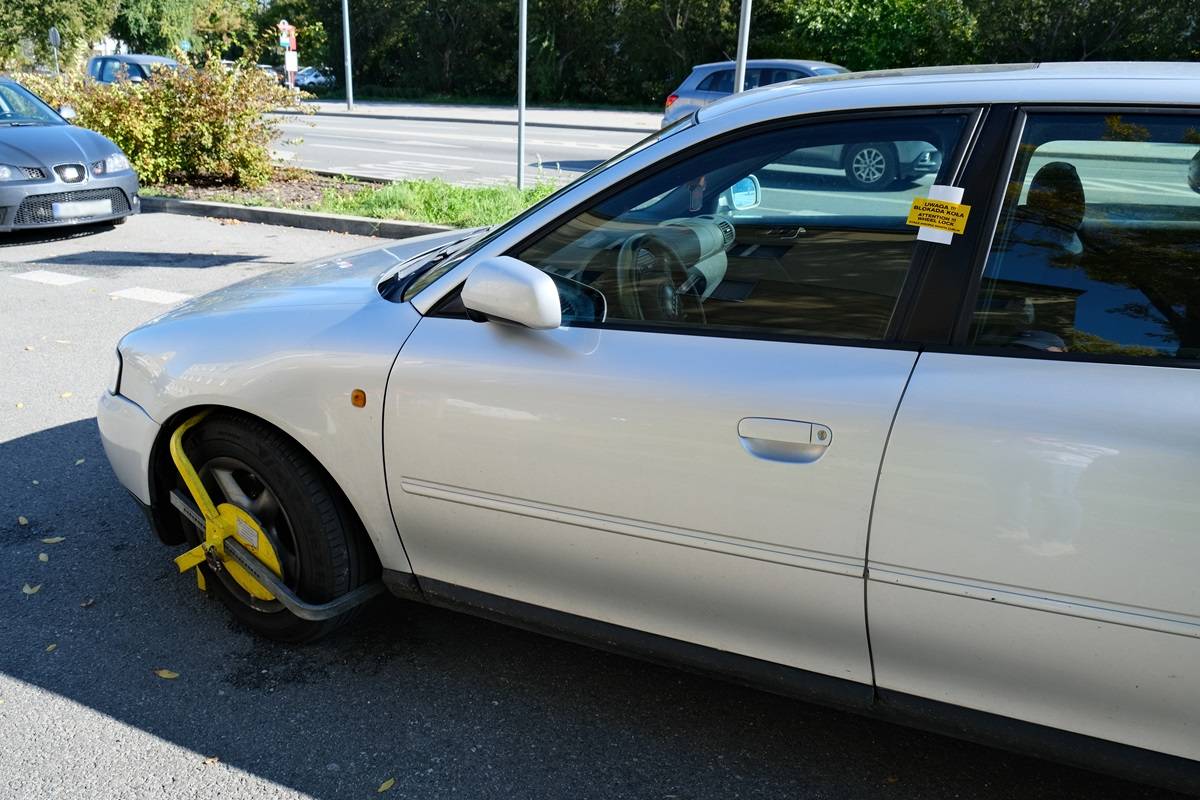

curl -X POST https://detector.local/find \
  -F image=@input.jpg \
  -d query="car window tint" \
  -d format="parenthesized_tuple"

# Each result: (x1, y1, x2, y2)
(513, 114, 967, 341)
(969, 113, 1200, 360)
(698, 70, 734, 94)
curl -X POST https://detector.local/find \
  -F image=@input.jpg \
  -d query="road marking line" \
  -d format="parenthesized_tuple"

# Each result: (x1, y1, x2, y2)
(110, 287, 192, 305)
(10, 270, 90, 286)
(308, 143, 519, 166)
(284, 122, 620, 151)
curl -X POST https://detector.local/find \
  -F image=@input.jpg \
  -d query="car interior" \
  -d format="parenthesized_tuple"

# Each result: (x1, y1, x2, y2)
(511, 116, 966, 341)
(971, 114, 1200, 360)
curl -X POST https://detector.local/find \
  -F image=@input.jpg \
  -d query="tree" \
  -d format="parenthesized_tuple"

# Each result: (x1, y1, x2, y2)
(969, 0, 1199, 63)
(0, 0, 119, 68)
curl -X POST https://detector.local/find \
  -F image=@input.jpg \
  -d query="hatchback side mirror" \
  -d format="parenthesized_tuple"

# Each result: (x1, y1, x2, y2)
(461, 256, 562, 330)
(58, 104, 77, 121)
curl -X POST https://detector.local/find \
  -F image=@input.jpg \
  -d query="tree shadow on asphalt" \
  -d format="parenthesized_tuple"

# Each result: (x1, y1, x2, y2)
(38, 250, 265, 269)
(0, 419, 1189, 800)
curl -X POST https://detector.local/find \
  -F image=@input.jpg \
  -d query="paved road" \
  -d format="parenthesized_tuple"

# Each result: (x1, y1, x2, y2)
(275, 114, 646, 185)
(0, 214, 1189, 799)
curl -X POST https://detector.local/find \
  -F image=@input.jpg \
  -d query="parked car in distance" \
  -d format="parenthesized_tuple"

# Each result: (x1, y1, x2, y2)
(0, 78, 139, 231)
(99, 62, 1200, 794)
(294, 66, 334, 90)
(663, 58, 847, 126)
(256, 64, 285, 84)
(87, 54, 178, 84)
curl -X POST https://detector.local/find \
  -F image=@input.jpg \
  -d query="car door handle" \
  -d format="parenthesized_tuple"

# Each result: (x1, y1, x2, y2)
(737, 417, 832, 464)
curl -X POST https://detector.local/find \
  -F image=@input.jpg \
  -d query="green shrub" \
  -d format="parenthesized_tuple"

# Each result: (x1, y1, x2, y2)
(319, 178, 558, 228)
(22, 58, 302, 188)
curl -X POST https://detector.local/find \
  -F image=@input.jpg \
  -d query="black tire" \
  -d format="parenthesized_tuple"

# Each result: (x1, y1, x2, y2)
(175, 411, 378, 642)
(843, 142, 898, 190)
(111, 216, 128, 225)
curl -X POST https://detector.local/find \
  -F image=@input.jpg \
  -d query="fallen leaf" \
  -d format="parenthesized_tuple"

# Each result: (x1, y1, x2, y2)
(21, 583, 41, 595)
(54, 339, 71, 345)
(153, 668, 179, 680)
(18, 516, 28, 526)
(60, 392, 73, 399)
(80, 597, 95, 609)
(203, 755, 219, 765)
(23, 345, 34, 351)
(41, 537, 65, 544)
(377, 778, 396, 793)
(885, 776, 899, 784)
(38, 553, 48, 563)
(45, 644, 57, 652)
(14, 402, 24, 409)
(74, 458, 85, 466)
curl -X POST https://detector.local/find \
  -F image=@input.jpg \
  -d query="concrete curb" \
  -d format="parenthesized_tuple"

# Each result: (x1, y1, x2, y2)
(286, 109, 657, 135)
(141, 196, 453, 239)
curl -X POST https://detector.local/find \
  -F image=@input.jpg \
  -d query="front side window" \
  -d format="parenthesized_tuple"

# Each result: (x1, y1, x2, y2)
(969, 112, 1200, 360)
(512, 114, 968, 341)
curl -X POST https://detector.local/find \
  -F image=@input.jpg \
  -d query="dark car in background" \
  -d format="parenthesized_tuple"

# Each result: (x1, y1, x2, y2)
(87, 54, 178, 84)
(0, 78, 139, 231)
(662, 58, 847, 125)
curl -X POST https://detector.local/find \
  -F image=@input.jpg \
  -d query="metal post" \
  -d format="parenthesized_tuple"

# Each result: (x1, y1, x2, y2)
(732, 0, 753, 93)
(341, 0, 355, 111)
(516, 0, 528, 189)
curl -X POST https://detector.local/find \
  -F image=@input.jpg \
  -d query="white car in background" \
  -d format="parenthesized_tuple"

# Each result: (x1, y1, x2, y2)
(294, 67, 334, 90)
(98, 63, 1200, 793)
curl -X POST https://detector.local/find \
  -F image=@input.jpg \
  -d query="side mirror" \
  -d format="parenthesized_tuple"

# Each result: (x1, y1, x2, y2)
(727, 175, 761, 210)
(58, 104, 77, 121)
(461, 256, 562, 330)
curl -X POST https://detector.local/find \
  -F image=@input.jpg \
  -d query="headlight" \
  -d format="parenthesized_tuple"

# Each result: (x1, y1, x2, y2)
(109, 350, 123, 395)
(0, 164, 20, 182)
(92, 153, 132, 176)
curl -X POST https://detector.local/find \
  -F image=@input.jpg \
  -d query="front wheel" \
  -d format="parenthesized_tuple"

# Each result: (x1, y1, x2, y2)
(174, 412, 378, 642)
(843, 143, 897, 190)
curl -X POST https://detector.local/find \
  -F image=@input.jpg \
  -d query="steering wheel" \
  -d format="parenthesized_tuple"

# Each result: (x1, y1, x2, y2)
(615, 231, 706, 324)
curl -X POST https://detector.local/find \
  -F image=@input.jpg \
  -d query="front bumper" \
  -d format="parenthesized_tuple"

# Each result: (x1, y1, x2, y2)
(97, 391, 160, 505)
(0, 172, 140, 232)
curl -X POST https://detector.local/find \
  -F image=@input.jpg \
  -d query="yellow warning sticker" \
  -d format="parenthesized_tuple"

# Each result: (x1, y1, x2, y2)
(906, 197, 971, 235)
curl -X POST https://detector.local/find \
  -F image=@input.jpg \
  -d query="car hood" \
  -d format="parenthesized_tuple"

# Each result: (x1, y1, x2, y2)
(0, 123, 120, 168)
(152, 228, 472, 322)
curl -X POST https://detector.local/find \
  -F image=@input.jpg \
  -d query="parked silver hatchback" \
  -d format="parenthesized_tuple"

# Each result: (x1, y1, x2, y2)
(662, 58, 847, 126)
(100, 63, 1200, 793)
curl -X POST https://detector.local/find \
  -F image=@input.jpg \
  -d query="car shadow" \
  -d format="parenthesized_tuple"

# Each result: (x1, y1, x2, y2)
(0, 221, 118, 248)
(38, 250, 265, 269)
(0, 419, 1188, 799)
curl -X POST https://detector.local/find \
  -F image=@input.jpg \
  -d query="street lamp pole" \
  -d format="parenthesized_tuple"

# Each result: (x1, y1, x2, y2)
(516, 0, 528, 189)
(341, 0, 355, 111)
(732, 0, 753, 93)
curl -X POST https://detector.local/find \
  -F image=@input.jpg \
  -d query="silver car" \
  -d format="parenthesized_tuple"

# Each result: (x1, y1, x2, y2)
(98, 63, 1200, 792)
(662, 58, 847, 125)
(0, 79, 139, 232)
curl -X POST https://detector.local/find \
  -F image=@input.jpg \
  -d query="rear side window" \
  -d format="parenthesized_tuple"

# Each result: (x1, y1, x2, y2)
(698, 70, 734, 94)
(969, 112, 1200, 361)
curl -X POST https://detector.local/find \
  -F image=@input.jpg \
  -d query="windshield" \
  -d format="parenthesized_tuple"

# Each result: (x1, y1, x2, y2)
(401, 114, 696, 301)
(0, 82, 66, 126)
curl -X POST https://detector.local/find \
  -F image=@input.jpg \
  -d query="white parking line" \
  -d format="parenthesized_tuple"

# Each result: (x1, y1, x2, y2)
(309, 142, 519, 166)
(10, 270, 89, 286)
(109, 287, 192, 305)
(283, 122, 620, 152)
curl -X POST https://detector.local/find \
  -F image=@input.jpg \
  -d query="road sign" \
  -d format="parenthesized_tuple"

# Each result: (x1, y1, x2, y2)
(48, 27, 61, 76)
(284, 51, 298, 73)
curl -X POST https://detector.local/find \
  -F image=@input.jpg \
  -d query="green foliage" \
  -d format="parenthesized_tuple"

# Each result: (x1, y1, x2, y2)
(0, 0, 119, 68)
(22, 57, 301, 187)
(319, 178, 557, 227)
(783, 0, 977, 71)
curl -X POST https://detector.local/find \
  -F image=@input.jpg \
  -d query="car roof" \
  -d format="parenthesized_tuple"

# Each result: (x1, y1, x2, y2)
(697, 62, 1200, 124)
(692, 58, 841, 73)
(99, 54, 178, 65)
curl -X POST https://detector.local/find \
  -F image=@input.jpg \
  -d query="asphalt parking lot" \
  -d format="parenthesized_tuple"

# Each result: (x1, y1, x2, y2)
(0, 213, 1189, 799)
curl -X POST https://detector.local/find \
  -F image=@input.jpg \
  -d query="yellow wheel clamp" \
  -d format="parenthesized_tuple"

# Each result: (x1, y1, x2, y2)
(167, 411, 385, 620)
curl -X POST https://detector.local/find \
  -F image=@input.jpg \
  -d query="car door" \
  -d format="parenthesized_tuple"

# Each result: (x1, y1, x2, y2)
(869, 109, 1200, 760)
(385, 111, 975, 684)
